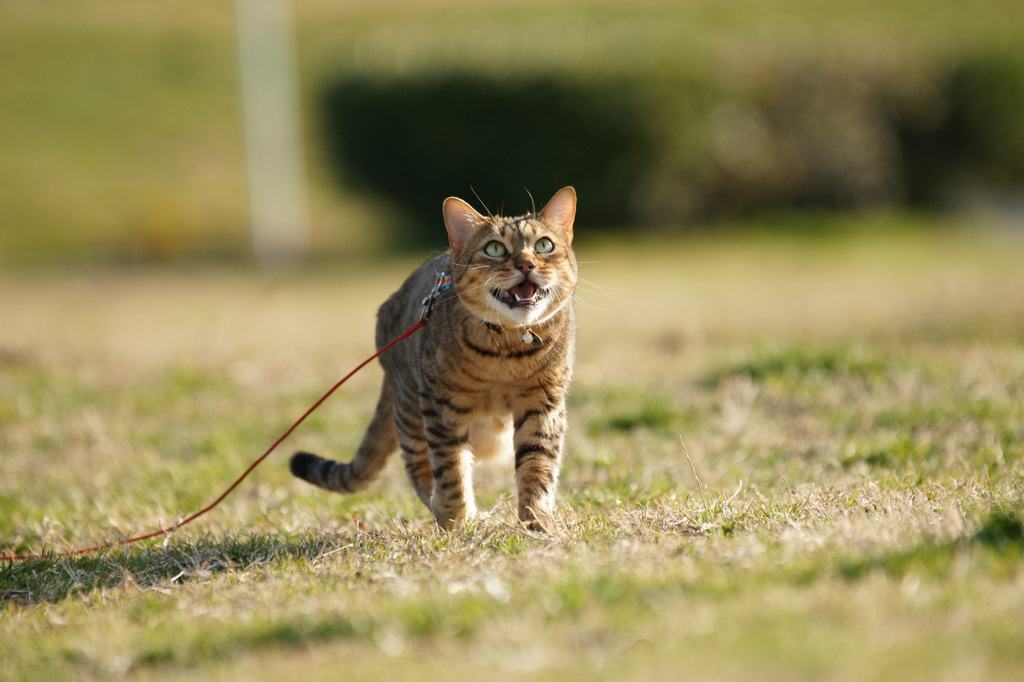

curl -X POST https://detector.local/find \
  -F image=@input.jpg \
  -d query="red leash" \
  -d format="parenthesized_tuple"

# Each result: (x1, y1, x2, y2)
(2, 319, 426, 562)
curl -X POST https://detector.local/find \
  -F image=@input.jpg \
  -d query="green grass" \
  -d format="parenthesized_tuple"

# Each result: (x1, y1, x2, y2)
(3, 221, 1024, 680)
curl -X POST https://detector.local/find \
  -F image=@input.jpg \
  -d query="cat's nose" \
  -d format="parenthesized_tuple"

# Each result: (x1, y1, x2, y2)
(515, 259, 535, 273)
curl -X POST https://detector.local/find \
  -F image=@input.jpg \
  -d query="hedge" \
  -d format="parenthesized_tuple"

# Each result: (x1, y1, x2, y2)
(320, 50, 1024, 234)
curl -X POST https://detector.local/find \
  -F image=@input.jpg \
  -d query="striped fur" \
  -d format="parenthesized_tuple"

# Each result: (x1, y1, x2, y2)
(291, 187, 578, 532)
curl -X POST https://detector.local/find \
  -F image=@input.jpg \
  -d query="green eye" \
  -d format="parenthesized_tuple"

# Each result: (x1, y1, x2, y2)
(484, 241, 507, 258)
(535, 237, 554, 254)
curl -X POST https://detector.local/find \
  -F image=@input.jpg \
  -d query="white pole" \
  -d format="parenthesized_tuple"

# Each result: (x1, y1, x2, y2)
(235, 0, 310, 263)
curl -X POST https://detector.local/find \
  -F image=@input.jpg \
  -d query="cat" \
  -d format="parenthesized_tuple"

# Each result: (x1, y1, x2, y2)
(290, 187, 578, 532)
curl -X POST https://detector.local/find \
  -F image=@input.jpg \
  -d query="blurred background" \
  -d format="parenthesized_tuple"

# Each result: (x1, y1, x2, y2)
(2, 0, 1023, 266)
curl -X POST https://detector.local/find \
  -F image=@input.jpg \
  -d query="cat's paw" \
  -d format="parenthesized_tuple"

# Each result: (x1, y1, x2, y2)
(518, 505, 555, 534)
(431, 500, 478, 531)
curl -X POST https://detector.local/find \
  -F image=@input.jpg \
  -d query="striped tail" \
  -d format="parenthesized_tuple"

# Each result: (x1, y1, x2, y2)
(289, 376, 399, 494)
(289, 451, 364, 492)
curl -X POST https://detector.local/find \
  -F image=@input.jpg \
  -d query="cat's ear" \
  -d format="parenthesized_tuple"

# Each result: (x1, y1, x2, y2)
(539, 186, 577, 244)
(443, 197, 485, 254)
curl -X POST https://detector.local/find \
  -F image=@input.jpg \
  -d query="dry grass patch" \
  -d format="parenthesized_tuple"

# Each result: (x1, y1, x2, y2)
(2, 223, 1024, 680)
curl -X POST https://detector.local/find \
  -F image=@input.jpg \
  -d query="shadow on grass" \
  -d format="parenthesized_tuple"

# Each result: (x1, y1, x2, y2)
(0, 531, 351, 607)
(838, 508, 1024, 581)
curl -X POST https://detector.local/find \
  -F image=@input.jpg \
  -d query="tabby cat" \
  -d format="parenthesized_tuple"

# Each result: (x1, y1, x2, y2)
(290, 187, 578, 532)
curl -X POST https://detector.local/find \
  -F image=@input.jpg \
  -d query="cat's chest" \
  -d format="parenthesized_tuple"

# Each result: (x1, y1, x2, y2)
(418, 339, 552, 407)
(416, 307, 570, 389)
(455, 338, 553, 385)
(458, 358, 542, 395)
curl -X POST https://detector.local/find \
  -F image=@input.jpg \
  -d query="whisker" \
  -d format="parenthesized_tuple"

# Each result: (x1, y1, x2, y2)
(575, 275, 625, 293)
(443, 276, 501, 300)
(571, 293, 610, 311)
(470, 186, 495, 219)
(572, 283, 625, 305)
(524, 186, 536, 217)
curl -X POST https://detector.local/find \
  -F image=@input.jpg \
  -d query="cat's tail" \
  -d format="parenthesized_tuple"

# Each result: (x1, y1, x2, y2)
(289, 376, 398, 493)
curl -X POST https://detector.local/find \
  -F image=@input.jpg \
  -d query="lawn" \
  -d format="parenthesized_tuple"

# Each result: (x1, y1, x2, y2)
(2, 213, 1023, 680)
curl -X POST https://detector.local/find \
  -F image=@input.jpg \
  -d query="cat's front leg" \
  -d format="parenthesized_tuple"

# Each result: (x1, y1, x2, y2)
(513, 400, 567, 533)
(422, 409, 477, 530)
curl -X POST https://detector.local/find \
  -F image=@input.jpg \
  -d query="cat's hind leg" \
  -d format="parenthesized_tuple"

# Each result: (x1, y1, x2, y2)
(393, 388, 434, 509)
(290, 376, 399, 493)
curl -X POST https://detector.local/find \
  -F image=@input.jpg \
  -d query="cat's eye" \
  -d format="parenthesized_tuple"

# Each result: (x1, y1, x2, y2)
(534, 237, 555, 254)
(484, 241, 507, 258)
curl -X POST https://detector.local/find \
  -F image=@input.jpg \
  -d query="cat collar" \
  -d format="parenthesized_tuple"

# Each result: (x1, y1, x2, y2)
(484, 321, 544, 349)
(419, 271, 453, 322)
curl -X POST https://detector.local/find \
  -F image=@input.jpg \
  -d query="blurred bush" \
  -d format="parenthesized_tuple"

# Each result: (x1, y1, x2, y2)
(320, 51, 1024, 234)
(896, 53, 1024, 204)
(322, 75, 658, 238)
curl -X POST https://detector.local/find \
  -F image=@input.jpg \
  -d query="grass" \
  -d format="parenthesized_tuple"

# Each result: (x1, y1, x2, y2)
(3, 217, 1024, 680)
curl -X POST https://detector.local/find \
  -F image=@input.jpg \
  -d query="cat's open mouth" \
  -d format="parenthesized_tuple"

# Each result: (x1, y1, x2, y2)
(491, 280, 548, 308)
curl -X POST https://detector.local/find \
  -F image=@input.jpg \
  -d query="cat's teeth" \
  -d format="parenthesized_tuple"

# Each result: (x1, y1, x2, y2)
(511, 281, 536, 301)
(490, 284, 546, 308)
